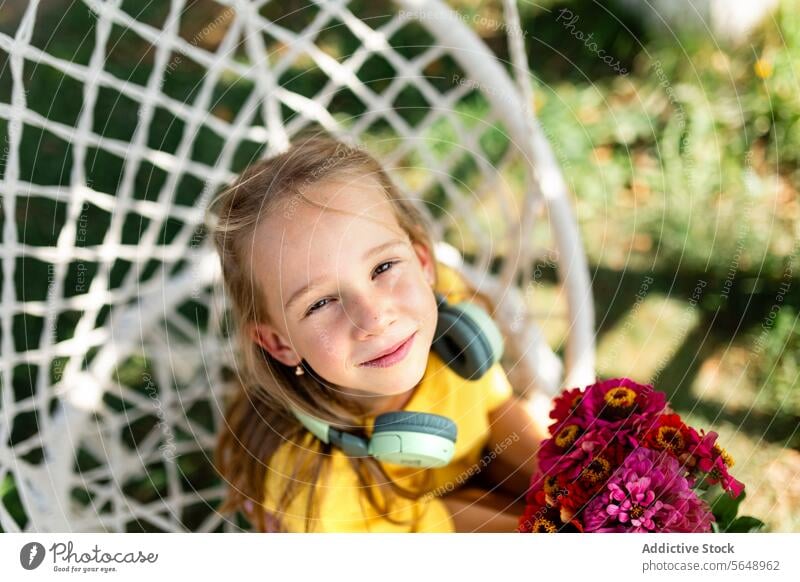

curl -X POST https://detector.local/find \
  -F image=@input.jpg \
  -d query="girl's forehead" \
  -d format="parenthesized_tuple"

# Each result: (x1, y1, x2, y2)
(301, 175, 389, 213)
(264, 178, 401, 246)
(252, 178, 407, 289)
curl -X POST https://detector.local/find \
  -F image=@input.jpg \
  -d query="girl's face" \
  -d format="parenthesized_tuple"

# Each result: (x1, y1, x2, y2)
(249, 176, 439, 402)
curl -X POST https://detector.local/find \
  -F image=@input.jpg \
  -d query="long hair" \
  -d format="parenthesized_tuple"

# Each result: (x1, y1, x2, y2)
(207, 132, 444, 532)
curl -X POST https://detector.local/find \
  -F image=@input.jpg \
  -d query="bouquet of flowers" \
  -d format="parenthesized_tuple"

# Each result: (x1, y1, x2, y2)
(518, 378, 763, 533)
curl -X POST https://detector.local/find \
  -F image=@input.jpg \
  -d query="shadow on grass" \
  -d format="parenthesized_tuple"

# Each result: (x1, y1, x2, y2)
(589, 264, 800, 449)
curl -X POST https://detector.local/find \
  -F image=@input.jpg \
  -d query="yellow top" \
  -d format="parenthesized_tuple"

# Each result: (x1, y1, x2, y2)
(262, 262, 515, 532)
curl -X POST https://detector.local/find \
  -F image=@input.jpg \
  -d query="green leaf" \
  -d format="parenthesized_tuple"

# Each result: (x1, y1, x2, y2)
(697, 480, 722, 500)
(723, 516, 766, 533)
(710, 489, 745, 528)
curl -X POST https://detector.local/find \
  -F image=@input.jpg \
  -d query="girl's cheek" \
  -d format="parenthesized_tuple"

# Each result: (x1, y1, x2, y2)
(394, 273, 426, 303)
(409, 278, 435, 313)
(307, 310, 351, 361)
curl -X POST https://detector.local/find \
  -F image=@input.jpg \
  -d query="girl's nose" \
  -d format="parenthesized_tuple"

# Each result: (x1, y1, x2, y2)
(349, 294, 394, 339)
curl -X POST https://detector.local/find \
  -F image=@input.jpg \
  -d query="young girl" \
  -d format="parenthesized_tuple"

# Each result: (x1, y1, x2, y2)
(209, 134, 547, 532)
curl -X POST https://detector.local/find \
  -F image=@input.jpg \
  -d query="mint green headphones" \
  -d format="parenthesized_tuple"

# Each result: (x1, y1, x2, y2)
(290, 291, 505, 468)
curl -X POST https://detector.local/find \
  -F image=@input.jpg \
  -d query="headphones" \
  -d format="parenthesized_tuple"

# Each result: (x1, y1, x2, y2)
(290, 291, 505, 468)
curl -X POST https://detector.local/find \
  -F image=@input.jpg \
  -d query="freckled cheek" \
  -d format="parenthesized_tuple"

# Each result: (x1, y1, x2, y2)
(395, 282, 437, 328)
(393, 278, 430, 310)
(299, 317, 352, 366)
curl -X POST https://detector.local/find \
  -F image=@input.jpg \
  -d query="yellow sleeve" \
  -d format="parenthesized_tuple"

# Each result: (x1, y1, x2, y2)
(434, 262, 471, 303)
(264, 440, 455, 532)
(482, 361, 515, 413)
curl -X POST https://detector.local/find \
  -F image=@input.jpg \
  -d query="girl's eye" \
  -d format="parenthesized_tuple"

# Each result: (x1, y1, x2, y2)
(304, 260, 400, 317)
(305, 298, 331, 316)
(373, 260, 399, 278)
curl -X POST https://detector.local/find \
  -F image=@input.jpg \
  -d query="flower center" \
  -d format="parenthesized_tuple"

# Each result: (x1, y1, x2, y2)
(543, 475, 559, 494)
(580, 456, 611, 484)
(656, 426, 685, 452)
(713, 443, 735, 467)
(604, 386, 637, 408)
(630, 504, 644, 519)
(601, 387, 638, 419)
(531, 518, 557, 533)
(555, 424, 580, 448)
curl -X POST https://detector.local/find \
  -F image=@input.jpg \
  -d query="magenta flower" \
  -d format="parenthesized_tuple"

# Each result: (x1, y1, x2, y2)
(583, 447, 715, 533)
(704, 456, 745, 498)
(538, 426, 609, 480)
(548, 387, 586, 435)
(581, 378, 667, 435)
(682, 428, 745, 498)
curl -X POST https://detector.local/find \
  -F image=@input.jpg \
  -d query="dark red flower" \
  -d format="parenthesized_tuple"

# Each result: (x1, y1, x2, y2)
(534, 430, 631, 497)
(548, 387, 586, 435)
(539, 473, 595, 521)
(581, 378, 667, 434)
(644, 414, 692, 458)
(517, 488, 584, 533)
(679, 426, 718, 473)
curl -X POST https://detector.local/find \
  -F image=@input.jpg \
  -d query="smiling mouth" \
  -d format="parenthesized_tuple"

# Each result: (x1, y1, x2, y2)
(359, 332, 417, 368)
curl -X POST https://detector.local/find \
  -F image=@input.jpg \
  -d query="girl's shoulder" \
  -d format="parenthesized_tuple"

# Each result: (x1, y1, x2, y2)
(433, 261, 470, 303)
(434, 261, 495, 315)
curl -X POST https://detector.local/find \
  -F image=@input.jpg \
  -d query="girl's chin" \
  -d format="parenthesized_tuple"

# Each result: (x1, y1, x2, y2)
(355, 362, 426, 395)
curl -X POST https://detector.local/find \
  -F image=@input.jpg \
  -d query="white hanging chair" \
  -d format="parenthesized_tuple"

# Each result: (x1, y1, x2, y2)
(0, 0, 595, 532)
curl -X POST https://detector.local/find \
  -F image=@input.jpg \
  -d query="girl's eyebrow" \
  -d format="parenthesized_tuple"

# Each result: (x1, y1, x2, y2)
(284, 238, 408, 311)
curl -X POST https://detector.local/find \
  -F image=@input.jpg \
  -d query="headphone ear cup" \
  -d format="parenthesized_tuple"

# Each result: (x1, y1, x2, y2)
(373, 411, 457, 441)
(369, 411, 457, 468)
(433, 299, 504, 380)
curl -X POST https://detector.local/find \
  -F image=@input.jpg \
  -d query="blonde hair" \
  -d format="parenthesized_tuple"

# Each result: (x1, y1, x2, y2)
(208, 132, 442, 532)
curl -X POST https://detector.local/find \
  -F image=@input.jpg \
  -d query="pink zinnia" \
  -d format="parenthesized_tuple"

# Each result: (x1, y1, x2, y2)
(581, 378, 667, 436)
(548, 387, 586, 435)
(679, 427, 744, 498)
(583, 448, 715, 533)
(537, 426, 628, 482)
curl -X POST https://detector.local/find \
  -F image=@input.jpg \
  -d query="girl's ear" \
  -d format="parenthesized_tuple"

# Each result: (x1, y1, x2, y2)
(248, 322, 301, 367)
(411, 241, 435, 287)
